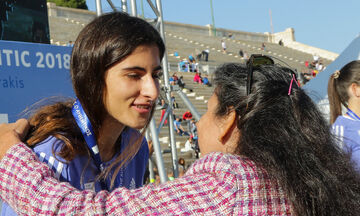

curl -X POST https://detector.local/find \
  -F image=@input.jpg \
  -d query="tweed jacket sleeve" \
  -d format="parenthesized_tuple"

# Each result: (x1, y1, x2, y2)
(0, 143, 292, 215)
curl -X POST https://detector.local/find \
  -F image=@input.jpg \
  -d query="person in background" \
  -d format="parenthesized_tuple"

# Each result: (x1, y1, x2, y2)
(178, 158, 186, 177)
(0, 11, 165, 216)
(188, 54, 195, 64)
(181, 136, 193, 153)
(173, 117, 189, 136)
(158, 99, 168, 126)
(177, 75, 185, 88)
(188, 54, 197, 72)
(1, 63, 360, 215)
(221, 40, 227, 53)
(193, 72, 202, 84)
(202, 49, 209, 62)
(67, 40, 74, 47)
(195, 49, 202, 61)
(170, 92, 179, 109)
(278, 39, 283, 46)
(182, 110, 193, 132)
(179, 58, 189, 72)
(316, 62, 324, 72)
(202, 74, 212, 87)
(189, 118, 200, 158)
(182, 110, 193, 120)
(261, 42, 266, 51)
(189, 119, 197, 138)
(169, 76, 175, 85)
(176, 75, 193, 92)
(239, 49, 244, 58)
(328, 60, 360, 170)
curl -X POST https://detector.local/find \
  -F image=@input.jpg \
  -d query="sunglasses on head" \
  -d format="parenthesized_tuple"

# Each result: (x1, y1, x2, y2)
(246, 54, 299, 95)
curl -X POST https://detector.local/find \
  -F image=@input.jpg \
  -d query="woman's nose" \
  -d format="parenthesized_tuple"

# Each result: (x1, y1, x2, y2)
(142, 76, 159, 101)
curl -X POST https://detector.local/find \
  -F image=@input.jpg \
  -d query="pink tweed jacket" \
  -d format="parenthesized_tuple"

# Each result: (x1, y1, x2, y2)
(0, 143, 293, 215)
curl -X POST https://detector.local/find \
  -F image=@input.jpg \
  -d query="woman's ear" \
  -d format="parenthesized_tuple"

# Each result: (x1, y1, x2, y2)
(218, 110, 237, 145)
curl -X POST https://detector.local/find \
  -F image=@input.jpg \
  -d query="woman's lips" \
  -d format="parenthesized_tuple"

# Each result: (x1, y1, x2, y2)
(132, 104, 152, 114)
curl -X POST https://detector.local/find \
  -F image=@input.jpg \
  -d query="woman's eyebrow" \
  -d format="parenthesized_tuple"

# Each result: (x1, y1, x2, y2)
(122, 65, 162, 72)
(122, 66, 147, 72)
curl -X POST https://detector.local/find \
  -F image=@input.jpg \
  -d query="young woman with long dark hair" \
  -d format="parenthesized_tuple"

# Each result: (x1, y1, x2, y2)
(328, 60, 360, 170)
(0, 12, 165, 215)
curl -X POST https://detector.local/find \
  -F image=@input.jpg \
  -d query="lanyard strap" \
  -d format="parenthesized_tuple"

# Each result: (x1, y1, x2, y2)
(346, 108, 360, 121)
(72, 99, 107, 190)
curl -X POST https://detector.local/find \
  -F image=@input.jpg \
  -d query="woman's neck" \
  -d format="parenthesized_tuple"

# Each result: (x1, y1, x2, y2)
(347, 99, 360, 119)
(97, 115, 125, 162)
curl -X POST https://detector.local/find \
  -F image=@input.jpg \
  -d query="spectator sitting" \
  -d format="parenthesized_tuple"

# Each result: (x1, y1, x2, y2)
(193, 72, 202, 84)
(178, 76, 193, 92)
(173, 117, 190, 136)
(178, 158, 186, 169)
(190, 119, 197, 137)
(221, 40, 227, 53)
(189, 118, 199, 158)
(202, 75, 212, 87)
(188, 54, 195, 63)
(198, 73, 203, 83)
(67, 40, 74, 47)
(169, 73, 179, 85)
(181, 137, 193, 154)
(178, 76, 185, 88)
(182, 110, 193, 131)
(261, 43, 266, 51)
(189, 62, 198, 72)
(178, 158, 186, 177)
(239, 49, 244, 58)
(179, 59, 189, 72)
(188, 55, 197, 72)
(278, 39, 283, 46)
(169, 76, 175, 85)
(305, 61, 309, 68)
(310, 61, 316, 69)
(172, 73, 179, 82)
(171, 92, 179, 109)
(182, 110, 193, 121)
(190, 137, 200, 159)
(316, 62, 324, 72)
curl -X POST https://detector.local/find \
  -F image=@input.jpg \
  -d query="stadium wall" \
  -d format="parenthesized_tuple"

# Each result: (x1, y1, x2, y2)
(47, 2, 338, 60)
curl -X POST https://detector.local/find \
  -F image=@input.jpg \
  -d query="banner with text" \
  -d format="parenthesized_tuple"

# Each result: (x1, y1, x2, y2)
(0, 40, 74, 123)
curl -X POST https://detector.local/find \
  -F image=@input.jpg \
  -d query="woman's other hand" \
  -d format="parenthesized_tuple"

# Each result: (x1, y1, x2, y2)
(0, 119, 30, 159)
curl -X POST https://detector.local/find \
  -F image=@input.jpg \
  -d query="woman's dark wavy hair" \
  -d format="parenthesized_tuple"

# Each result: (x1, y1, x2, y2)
(213, 63, 360, 216)
(26, 12, 165, 188)
(328, 60, 360, 124)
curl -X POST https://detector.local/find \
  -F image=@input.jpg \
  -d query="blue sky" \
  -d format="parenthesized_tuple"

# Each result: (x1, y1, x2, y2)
(86, 0, 360, 54)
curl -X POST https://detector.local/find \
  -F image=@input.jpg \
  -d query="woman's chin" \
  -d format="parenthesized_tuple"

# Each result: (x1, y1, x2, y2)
(126, 120, 148, 130)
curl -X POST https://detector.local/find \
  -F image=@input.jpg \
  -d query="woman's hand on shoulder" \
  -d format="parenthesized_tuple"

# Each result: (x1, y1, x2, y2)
(0, 119, 30, 159)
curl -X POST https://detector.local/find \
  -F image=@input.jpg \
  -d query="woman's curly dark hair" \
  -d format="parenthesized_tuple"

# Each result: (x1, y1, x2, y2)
(213, 63, 360, 216)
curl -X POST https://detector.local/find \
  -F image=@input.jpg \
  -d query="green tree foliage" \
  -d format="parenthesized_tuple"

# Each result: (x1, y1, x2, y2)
(47, 0, 88, 10)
